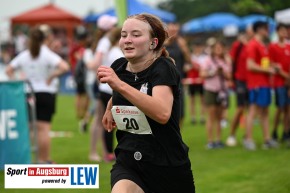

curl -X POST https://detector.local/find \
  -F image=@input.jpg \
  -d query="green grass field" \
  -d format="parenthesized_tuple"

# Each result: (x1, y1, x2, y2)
(1, 94, 290, 193)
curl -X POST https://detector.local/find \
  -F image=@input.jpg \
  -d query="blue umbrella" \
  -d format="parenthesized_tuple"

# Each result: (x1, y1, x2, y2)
(127, 0, 176, 23)
(83, 0, 176, 24)
(181, 17, 204, 34)
(83, 8, 116, 23)
(202, 12, 242, 31)
(240, 14, 276, 33)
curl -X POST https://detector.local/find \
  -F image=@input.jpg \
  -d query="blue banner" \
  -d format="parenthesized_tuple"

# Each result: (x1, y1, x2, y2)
(0, 81, 31, 170)
(59, 72, 76, 95)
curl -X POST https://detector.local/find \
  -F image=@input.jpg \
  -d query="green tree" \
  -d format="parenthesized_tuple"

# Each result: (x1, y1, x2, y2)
(230, 0, 270, 15)
(159, 0, 232, 23)
(158, 0, 290, 23)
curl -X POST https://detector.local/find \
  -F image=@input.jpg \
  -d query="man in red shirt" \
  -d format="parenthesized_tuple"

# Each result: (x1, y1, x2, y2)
(226, 27, 254, 147)
(243, 21, 278, 150)
(269, 23, 290, 143)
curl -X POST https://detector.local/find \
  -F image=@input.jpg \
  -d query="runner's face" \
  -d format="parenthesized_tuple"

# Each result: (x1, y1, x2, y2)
(119, 18, 153, 60)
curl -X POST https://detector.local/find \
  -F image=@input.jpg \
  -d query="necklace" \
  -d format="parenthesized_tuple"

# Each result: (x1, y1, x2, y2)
(128, 57, 157, 81)
(128, 64, 139, 81)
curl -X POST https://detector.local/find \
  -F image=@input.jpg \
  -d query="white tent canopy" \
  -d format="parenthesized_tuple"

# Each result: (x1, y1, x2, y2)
(275, 8, 290, 24)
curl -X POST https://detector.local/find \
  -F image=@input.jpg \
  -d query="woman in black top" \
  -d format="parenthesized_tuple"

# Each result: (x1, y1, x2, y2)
(97, 13, 195, 193)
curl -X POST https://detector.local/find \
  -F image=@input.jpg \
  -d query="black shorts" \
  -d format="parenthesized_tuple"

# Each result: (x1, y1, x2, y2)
(99, 91, 112, 107)
(93, 81, 99, 99)
(34, 92, 56, 122)
(188, 84, 204, 96)
(111, 150, 195, 193)
(235, 80, 248, 107)
(76, 82, 86, 94)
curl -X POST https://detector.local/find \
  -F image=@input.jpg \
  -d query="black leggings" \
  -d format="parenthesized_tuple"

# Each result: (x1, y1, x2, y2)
(99, 92, 114, 153)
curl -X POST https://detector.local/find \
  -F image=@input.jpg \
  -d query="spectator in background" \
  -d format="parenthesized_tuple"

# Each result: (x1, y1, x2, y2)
(243, 21, 278, 150)
(78, 35, 96, 133)
(88, 15, 118, 162)
(185, 41, 206, 124)
(205, 37, 230, 129)
(89, 27, 123, 162)
(6, 27, 70, 163)
(165, 22, 192, 128)
(39, 24, 54, 48)
(14, 29, 28, 56)
(0, 50, 11, 81)
(226, 26, 254, 147)
(268, 23, 290, 143)
(200, 39, 231, 149)
(72, 26, 90, 130)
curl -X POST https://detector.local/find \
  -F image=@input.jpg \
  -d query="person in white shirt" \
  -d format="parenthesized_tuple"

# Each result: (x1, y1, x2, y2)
(14, 29, 28, 55)
(94, 28, 123, 162)
(6, 27, 70, 163)
(78, 35, 96, 132)
(87, 15, 120, 162)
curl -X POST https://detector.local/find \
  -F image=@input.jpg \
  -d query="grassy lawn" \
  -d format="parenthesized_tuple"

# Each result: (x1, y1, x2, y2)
(1, 94, 289, 193)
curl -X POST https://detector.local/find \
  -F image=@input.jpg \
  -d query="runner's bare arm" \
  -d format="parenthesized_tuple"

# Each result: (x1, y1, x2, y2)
(102, 97, 116, 132)
(98, 66, 173, 124)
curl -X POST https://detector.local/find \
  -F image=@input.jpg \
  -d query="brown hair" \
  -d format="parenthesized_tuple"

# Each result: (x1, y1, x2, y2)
(127, 13, 173, 62)
(91, 29, 107, 51)
(29, 27, 45, 58)
(210, 39, 226, 60)
(108, 27, 122, 46)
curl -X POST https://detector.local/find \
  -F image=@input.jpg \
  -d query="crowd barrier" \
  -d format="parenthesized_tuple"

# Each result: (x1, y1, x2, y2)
(0, 81, 31, 170)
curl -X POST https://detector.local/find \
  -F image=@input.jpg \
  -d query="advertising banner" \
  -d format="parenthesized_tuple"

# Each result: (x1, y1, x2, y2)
(58, 72, 76, 95)
(5, 164, 99, 189)
(0, 81, 31, 170)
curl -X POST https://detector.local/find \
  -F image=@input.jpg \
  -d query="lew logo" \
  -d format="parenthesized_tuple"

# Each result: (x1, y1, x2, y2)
(116, 107, 120, 114)
(5, 164, 99, 189)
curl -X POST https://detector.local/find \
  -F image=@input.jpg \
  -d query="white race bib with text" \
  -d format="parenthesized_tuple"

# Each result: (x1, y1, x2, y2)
(111, 106, 152, 135)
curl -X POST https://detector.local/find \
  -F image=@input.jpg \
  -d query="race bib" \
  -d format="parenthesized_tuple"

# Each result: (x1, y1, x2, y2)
(111, 106, 152, 135)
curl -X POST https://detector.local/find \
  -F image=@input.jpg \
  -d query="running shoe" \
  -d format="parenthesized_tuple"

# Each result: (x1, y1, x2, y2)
(226, 136, 237, 147)
(206, 142, 215, 149)
(243, 139, 256, 150)
(215, 141, 225, 148)
(79, 120, 88, 133)
(103, 153, 116, 162)
(89, 154, 101, 162)
(262, 139, 279, 149)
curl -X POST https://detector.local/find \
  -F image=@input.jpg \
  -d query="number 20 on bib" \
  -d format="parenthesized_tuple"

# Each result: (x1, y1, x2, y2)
(111, 106, 152, 135)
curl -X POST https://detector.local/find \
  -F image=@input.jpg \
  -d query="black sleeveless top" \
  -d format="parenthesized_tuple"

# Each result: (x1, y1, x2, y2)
(111, 56, 190, 166)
